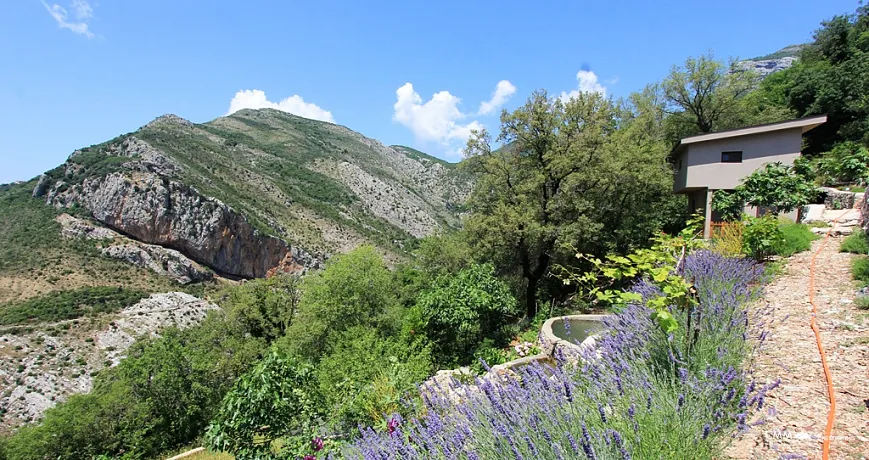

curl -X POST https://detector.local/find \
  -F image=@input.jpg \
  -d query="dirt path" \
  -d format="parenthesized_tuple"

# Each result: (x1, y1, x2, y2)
(727, 237, 869, 459)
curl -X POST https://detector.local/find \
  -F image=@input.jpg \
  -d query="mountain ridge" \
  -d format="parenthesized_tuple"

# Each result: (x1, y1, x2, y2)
(30, 109, 471, 279)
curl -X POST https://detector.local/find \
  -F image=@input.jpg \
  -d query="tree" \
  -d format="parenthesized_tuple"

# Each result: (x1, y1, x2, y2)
(711, 162, 815, 220)
(414, 264, 519, 364)
(463, 90, 678, 318)
(205, 350, 322, 460)
(662, 53, 759, 135)
(222, 274, 302, 343)
(779, 5, 869, 153)
(279, 246, 400, 360)
(739, 162, 816, 213)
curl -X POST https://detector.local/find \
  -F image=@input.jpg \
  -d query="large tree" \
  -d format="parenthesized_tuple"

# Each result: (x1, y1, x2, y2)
(662, 53, 759, 137)
(778, 5, 869, 154)
(462, 90, 676, 318)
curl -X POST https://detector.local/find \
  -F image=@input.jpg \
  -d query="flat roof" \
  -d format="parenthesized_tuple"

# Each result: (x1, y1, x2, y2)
(673, 115, 827, 155)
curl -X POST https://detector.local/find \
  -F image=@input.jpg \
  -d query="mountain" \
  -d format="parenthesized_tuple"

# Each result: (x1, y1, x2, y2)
(738, 44, 805, 77)
(0, 109, 470, 428)
(32, 109, 471, 278)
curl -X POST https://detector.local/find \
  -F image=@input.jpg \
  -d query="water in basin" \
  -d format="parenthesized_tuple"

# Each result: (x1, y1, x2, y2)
(551, 318, 606, 344)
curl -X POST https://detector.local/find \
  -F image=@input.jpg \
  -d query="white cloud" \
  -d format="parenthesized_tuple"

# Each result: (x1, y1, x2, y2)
(71, 0, 93, 20)
(227, 89, 335, 123)
(478, 80, 517, 115)
(393, 81, 511, 159)
(41, 0, 94, 38)
(560, 70, 607, 102)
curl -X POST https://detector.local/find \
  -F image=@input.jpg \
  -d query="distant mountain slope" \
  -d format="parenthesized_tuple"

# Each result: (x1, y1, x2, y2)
(739, 44, 806, 77)
(32, 109, 470, 278)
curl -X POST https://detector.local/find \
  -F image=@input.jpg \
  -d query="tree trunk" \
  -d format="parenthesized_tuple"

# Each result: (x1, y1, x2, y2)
(525, 275, 539, 319)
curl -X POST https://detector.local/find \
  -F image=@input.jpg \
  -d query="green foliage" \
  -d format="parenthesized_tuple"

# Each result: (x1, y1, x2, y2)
(773, 222, 817, 257)
(6, 326, 259, 459)
(463, 89, 680, 318)
(852, 256, 869, 284)
(742, 216, 785, 261)
(205, 350, 322, 460)
(413, 231, 476, 278)
(220, 274, 301, 343)
(0, 287, 147, 325)
(711, 190, 745, 222)
(557, 216, 707, 334)
(414, 264, 519, 365)
(280, 246, 401, 361)
(738, 162, 816, 213)
(841, 230, 869, 254)
(773, 5, 869, 153)
(316, 327, 432, 430)
(662, 53, 759, 135)
(815, 141, 869, 184)
(713, 163, 816, 221)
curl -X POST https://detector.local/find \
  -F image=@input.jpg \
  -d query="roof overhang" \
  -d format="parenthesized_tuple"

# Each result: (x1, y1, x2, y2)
(671, 114, 827, 157)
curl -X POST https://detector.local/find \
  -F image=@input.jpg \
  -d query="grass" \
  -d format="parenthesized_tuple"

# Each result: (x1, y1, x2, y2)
(0, 287, 148, 325)
(853, 256, 869, 284)
(841, 230, 869, 254)
(856, 296, 869, 310)
(773, 222, 817, 257)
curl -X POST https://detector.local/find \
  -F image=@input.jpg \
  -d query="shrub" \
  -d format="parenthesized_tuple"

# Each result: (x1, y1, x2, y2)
(280, 246, 401, 361)
(816, 142, 869, 184)
(221, 274, 301, 343)
(0, 287, 148, 326)
(713, 163, 816, 220)
(841, 230, 869, 254)
(852, 256, 869, 284)
(315, 327, 432, 430)
(414, 264, 519, 366)
(712, 190, 745, 222)
(742, 216, 784, 261)
(205, 350, 322, 460)
(344, 252, 774, 460)
(711, 221, 744, 256)
(773, 222, 816, 257)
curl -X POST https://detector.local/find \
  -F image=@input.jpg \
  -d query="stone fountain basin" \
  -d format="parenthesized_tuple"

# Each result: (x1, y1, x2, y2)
(539, 314, 610, 356)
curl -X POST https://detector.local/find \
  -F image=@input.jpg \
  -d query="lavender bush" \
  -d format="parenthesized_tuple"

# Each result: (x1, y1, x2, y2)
(342, 251, 776, 459)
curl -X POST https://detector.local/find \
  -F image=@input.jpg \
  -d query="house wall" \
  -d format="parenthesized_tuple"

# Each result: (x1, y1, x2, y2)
(678, 127, 803, 192)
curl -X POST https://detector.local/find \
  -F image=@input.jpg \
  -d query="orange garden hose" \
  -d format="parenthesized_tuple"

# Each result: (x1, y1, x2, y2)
(808, 217, 839, 460)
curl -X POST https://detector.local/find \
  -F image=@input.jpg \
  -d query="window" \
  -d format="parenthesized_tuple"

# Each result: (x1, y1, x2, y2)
(721, 151, 743, 163)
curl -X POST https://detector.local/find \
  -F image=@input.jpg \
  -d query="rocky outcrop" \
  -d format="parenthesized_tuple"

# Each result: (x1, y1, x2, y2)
(738, 57, 797, 77)
(45, 171, 313, 278)
(56, 213, 118, 240)
(0, 292, 218, 427)
(103, 243, 212, 284)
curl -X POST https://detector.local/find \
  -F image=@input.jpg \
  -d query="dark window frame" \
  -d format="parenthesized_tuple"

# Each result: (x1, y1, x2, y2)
(721, 151, 743, 163)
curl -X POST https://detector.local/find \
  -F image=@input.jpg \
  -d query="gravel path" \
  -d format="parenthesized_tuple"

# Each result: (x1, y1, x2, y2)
(727, 237, 869, 459)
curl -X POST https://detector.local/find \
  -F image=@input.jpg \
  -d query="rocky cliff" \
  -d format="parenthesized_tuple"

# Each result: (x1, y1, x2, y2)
(737, 44, 805, 78)
(41, 171, 310, 278)
(29, 109, 469, 279)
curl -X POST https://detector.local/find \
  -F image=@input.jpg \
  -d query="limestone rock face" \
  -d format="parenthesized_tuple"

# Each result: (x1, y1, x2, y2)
(0, 293, 218, 426)
(102, 243, 212, 284)
(46, 171, 312, 278)
(738, 57, 797, 77)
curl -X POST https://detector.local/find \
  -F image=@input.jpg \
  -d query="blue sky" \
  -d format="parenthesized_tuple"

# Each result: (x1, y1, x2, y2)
(0, 0, 858, 183)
